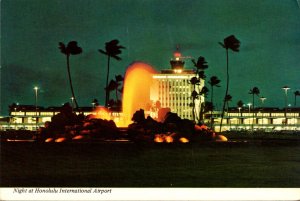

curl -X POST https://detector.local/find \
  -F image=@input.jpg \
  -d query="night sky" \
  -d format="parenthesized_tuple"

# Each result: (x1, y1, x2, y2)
(1, 0, 300, 115)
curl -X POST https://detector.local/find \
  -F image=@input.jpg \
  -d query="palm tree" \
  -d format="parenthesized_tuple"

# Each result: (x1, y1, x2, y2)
(192, 56, 208, 122)
(99, 40, 125, 107)
(115, 74, 124, 103)
(59, 41, 82, 109)
(224, 94, 232, 113)
(92, 99, 99, 108)
(208, 76, 221, 129)
(105, 79, 118, 107)
(192, 56, 208, 72)
(203, 101, 213, 117)
(189, 76, 200, 121)
(224, 94, 232, 129)
(294, 91, 300, 106)
(219, 35, 240, 132)
(249, 87, 260, 130)
(237, 100, 244, 108)
(199, 86, 209, 122)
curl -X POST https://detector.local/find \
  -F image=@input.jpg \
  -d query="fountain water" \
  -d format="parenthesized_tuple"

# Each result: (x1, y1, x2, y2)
(121, 62, 157, 127)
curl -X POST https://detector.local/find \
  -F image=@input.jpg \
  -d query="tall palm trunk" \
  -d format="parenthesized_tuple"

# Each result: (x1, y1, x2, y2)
(199, 88, 202, 122)
(210, 85, 214, 129)
(220, 48, 229, 132)
(116, 88, 119, 102)
(105, 56, 111, 107)
(192, 85, 196, 121)
(252, 94, 255, 131)
(66, 55, 78, 109)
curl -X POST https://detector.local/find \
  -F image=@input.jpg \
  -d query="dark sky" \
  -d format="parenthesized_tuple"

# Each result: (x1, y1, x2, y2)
(1, 0, 300, 115)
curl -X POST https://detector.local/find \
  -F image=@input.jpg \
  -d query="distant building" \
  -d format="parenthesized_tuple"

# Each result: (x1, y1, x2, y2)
(149, 49, 204, 120)
(0, 105, 121, 131)
(207, 107, 300, 131)
(3, 104, 299, 131)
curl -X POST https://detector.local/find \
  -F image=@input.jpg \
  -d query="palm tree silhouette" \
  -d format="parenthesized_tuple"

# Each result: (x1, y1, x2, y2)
(294, 91, 300, 106)
(105, 79, 119, 107)
(199, 86, 209, 122)
(192, 56, 208, 72)
(59, 41, 82, 109)
(208, 76, 221, 129)
(92, 99, 99, 108)
(219, 35, 240, 132)
(192, 56, 208, 122)
(249, 87, 260, 130)
(203, 101, 213, 117)
(189, 76, 200, 121)
(115, 74, 124, 103)
(99, 39, 125, 107)
(237, 100, 244, 109)
(224, 94, 232, 129)
(224, 94, 232, 113)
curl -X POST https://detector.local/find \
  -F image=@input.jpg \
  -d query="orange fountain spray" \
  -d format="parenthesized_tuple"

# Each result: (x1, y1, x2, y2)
(121, 62, 157, 126)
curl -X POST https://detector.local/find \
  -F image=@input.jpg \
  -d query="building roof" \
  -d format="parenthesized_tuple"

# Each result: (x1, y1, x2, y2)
(227, 107, 300, 112)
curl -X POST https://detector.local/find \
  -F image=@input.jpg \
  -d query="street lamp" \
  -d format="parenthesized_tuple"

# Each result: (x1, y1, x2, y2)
(34, 86, 39, 131)
(238, 107, 241, 114)
(247, 103, 252, 113)
(282, 86, 290, 120)
(260, 96, 267, 106)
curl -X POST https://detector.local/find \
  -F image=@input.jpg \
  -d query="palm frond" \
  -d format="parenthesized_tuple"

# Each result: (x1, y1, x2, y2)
(58, 42, 67, 55)
(67, 41, 82, 55)
(224, 35, 240, 52)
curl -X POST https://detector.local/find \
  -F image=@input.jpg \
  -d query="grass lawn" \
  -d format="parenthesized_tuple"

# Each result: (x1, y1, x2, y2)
(1, 140, 300, 187)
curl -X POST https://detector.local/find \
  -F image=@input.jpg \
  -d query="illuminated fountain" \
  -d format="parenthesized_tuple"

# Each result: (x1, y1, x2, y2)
(121, 62, 157, 126)
(86, 62, 156, 127)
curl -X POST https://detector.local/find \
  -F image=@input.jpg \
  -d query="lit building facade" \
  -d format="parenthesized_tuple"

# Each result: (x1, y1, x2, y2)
(208, 107, 300, 131)
(0, 105, 121, 131)
(150, 50, 204, 120)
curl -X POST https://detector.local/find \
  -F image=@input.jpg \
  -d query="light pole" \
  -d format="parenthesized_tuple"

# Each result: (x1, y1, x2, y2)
(282, 86, 290, 126)
(34, 86, 39, 132)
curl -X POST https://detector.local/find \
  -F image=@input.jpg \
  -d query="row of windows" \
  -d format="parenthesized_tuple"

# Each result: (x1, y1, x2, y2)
(12, 111, 58, 116)
(227, 112, 299, 117)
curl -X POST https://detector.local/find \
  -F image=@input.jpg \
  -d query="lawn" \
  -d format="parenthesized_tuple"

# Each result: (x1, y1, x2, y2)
(1, 140, 300, 187)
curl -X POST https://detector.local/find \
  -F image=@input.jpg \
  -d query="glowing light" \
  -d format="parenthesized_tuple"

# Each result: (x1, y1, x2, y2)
(179, 137, 189, 143)
(174, 51, 181, 58)
(154, 135, 164, 143)
(174, 69, 182, 74)
(94, 106, 111, 120)
(215, 135, 228, 142)
(195, 124, 208, 131)
(122, 62, 157, 126)
(153, 75, 167, 79)
(45, 138, 54, 142)
(72, 135, 84, 140)
(55, 137, 66, 143)
(153, 75, 189, 79)
(165, 135, 174, 143)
